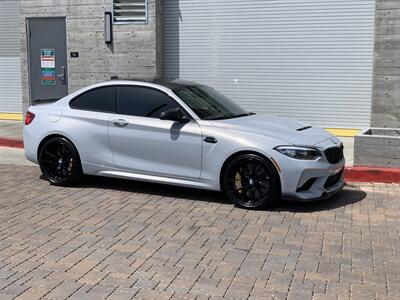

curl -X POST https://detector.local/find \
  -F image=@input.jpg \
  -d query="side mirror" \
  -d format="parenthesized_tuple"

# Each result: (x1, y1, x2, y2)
(160, 108, 189, 123)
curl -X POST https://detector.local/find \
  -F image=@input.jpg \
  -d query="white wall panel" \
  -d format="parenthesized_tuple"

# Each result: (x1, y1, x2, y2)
(0, 58, 22, 113)
(0, 0, 22, 113)
(163, 0, 375, 127)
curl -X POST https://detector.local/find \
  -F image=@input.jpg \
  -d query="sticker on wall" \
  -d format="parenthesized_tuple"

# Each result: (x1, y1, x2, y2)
(41, 49, 56, 85)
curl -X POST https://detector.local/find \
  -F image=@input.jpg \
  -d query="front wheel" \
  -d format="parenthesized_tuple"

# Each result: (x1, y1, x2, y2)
(38, 137, 82, 186)
(222, 154, 281, 209)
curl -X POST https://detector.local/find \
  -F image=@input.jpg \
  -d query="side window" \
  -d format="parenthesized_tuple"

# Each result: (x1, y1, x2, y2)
(70, 86, 116, 113)
(117, 86, 180, 118)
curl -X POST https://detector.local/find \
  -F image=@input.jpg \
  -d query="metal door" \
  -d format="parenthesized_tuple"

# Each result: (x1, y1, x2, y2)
(28, 18, 68, 102)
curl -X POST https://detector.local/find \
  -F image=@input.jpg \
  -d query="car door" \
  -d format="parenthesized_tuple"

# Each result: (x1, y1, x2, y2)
(67, 85, 116, 170)
(108, 85, 203, 179)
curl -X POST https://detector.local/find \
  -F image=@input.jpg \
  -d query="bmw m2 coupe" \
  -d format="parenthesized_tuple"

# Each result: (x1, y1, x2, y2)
(24, 79, 345, 209)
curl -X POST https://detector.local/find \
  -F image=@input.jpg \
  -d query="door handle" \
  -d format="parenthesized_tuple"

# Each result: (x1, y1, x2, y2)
(203, 136, 217, 144)
(112, 119, 129, 127)
(57, 66, 66, 84)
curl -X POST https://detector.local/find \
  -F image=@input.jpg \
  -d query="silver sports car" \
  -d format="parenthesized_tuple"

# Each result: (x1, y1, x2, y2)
(24, 79, 345, 209)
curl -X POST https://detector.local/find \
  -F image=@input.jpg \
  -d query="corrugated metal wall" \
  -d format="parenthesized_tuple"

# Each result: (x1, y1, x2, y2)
(0, 0, 22, 113)
(163, 0, 375, 127)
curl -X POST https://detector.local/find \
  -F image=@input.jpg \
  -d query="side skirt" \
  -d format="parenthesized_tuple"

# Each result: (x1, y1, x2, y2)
(96, 170, 221, 191)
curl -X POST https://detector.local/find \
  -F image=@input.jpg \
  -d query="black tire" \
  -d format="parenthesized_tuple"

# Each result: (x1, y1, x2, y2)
(38, 137, 82, 186)
(221, 154, 281, 209)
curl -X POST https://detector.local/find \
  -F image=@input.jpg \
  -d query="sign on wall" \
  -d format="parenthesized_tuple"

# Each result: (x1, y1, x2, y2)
(40, 49, 56, 85)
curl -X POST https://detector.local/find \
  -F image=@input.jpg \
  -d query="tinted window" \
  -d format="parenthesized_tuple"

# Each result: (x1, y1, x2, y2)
(173, 85, 248, 120)
(117, 86, 180, 118)
(70, 86, 116, 113)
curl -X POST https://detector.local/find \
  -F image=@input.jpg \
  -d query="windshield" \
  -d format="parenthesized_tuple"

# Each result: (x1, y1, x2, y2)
(172, 85, 249, 120)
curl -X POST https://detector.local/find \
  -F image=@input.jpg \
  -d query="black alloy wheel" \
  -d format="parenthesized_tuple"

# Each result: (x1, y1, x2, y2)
(222, 154, 280, 209)
(38, 137, 82, 186)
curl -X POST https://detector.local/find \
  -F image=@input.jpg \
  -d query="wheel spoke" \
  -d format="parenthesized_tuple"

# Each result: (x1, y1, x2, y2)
(41, 159, 53, 164)
(44, 150, 56, 158)
(243, 185, 251, 199)
(244, 164, 252, 176)
(238, 167, 246, 178)
(40, 140, 76, 183)
(60, 143, 67, 157)
(226, 158, 275, 207)
(48, 162, 59, 176)
(253, 163, 262, 176)
(61, 165, 70, 176)
(256, 180, 270, 188)
(251, 188, 256, 201)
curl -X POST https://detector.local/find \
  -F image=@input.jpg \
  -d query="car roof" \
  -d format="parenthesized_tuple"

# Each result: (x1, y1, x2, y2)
(109, 77, 201, 90)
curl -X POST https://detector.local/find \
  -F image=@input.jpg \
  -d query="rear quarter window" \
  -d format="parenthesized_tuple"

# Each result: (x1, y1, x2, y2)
(70, 86, 117, 113)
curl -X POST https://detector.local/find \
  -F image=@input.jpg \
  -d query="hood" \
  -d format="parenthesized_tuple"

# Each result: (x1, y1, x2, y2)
(212, 114, 334, 145)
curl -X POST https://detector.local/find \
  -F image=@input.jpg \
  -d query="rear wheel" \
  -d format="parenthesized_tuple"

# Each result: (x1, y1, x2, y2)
(38, 137, 82, 186)
(222, 154, 280, 209)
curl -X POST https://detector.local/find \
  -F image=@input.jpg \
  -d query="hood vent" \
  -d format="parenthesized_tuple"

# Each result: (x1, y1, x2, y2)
(296, 126, 312, 131)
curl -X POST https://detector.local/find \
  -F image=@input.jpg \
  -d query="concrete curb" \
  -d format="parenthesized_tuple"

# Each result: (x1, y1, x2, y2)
(1, 136, 399, 184)
(344, 166, 400, 184)
(0, 137, 24, 149)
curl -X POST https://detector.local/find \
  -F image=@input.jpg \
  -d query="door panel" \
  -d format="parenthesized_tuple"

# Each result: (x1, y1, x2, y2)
(66, 86, 117, 172)
(108, 116, 203, 179)
(62, 109, 115, 170)
(28, 18, 68, 102)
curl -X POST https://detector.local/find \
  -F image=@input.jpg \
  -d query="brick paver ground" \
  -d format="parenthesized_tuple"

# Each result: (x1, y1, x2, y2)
(0, 164, 399, 300)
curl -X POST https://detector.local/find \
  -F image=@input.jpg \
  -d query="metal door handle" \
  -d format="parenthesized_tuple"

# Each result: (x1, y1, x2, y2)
(113, 119, 129, 127)
(57, 66, 66, 83)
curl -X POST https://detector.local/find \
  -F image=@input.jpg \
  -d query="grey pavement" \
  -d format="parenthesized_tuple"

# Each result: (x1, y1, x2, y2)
(0, 164, 399, 300)
(0, 120, 23, 139)
(0, 147, 35, 166)
(0, 120, 355, 166)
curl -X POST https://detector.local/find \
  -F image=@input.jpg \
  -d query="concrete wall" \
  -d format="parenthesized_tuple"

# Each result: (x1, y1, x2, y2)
(371, 0, 400, 127)
(354, 129, 400, 167)
(19, 0, 162, 113)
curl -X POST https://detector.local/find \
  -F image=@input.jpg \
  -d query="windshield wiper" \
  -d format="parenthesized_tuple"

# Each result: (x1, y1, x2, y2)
(231, 113, 251, 119)
(209, 113, 251, 120)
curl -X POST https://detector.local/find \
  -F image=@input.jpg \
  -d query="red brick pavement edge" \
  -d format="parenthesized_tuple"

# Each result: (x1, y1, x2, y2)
(344, 166, 400, 184)
(0, 136, 24, 149)
(1, 136, 399, 183)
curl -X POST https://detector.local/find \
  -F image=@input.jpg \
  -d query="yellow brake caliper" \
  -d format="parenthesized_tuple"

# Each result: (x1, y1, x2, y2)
(235, 171, 243, 193)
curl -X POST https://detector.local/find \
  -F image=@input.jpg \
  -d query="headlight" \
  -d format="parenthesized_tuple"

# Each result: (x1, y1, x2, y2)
(274, 146, 321, 160)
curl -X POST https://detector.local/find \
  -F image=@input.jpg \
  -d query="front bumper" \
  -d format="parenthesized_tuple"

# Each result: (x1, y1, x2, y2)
(283, 173, 345, 202)
(274, 147, 346, 202)
(284, 162, 346, 201)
